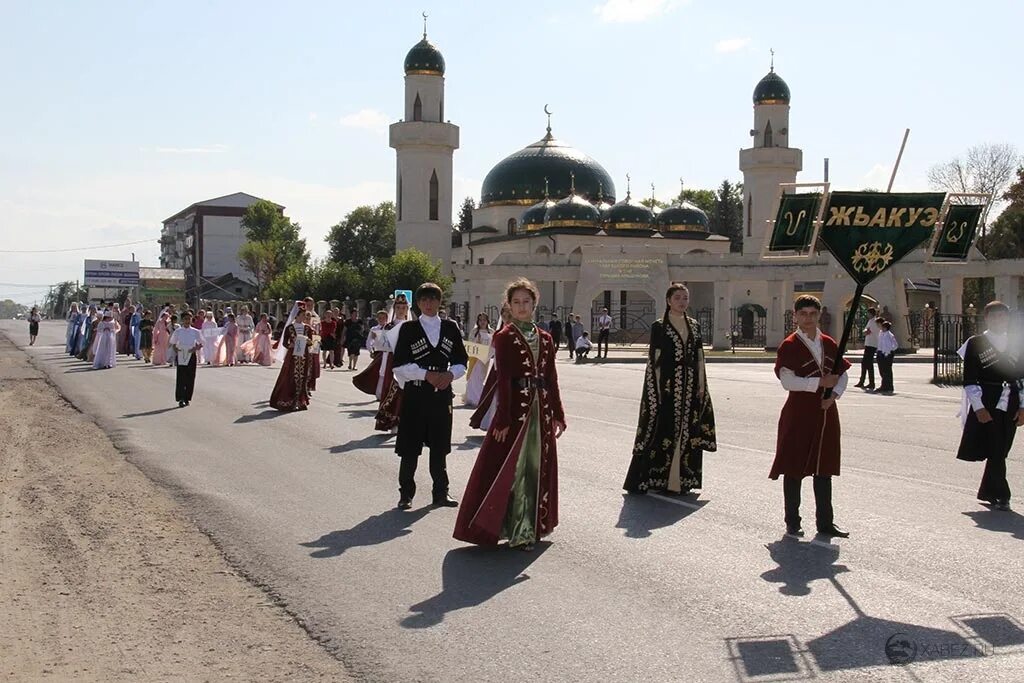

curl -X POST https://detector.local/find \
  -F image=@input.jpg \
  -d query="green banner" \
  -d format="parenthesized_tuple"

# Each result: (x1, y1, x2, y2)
(819, 191, 946, 285)
(768, 193, 820, 252)
(932, 204, 983, 260)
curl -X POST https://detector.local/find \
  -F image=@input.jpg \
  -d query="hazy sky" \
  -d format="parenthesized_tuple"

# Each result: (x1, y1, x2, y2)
(2, 0, 1021, 305)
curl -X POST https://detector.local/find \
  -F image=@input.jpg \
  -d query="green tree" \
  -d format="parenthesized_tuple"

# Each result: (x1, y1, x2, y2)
(455, 197, 475, 232)
(678, 188, 717, 216)
(43, 281, 88, 318)
(325, 202, 396, 278)
(1002, 166, 1024, 207)
(0, 299, 28, 318)
(980, 207, 1024, 259)
(711, 180, 743, 252)
(238, 199, 309, 297)
(265, 260, 365, 302)
(369, 248, 452, 303)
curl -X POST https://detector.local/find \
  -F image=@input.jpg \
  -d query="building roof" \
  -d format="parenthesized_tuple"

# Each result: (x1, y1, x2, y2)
(753, 68, 791, 105)
(162, 192, 283, 224)
(404, 36, 445, 75)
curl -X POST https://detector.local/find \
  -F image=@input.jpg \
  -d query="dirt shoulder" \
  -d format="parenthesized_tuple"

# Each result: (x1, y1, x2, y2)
(0, 335, 353, 682)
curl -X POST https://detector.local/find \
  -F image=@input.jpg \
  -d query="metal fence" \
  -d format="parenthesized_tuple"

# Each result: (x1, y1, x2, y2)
(729, 307, 766, 348)
(931, 312, 1024, 384)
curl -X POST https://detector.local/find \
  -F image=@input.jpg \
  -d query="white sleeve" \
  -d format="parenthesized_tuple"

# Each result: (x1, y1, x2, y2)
(393, 362, 427, 385)
(964, 384, 985, 412)
(449, 364, 467, 381)
(779, 367, 820, 393)
(833, 372, 849, 399)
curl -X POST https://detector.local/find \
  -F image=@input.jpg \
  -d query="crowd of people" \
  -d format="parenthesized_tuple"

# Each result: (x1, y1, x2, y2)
(49, 283, 1023, 545)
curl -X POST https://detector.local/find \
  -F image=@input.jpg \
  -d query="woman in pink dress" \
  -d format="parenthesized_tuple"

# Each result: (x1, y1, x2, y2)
(151, 312, 170, 367)
(248, 313, 274, 366)
(222, 313, 239, 367)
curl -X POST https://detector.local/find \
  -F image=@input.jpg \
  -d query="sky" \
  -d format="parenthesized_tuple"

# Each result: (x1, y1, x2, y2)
(2, 0, 1022, 306)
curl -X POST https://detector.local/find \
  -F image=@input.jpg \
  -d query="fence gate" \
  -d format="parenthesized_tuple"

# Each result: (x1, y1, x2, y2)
(729, 307, 767, 348)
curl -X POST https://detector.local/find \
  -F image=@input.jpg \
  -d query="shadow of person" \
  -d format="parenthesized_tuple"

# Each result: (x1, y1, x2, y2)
(338, 408, 379, 418)
(760, 540, 850, 596)
(300, 507, 432, 559)
(454, 435, 485, 451)
(234, 409, 288, 423)
(402, 543, 550, 629)
(963, 509, 1024, 540)
(339, 399, 377, 407)
(614, 493, 707, 538)
(121, 406, 182, 418)
(327, 432, 394, 454)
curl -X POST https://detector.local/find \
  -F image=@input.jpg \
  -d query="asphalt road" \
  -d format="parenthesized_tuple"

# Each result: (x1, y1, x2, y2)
(5, 320, 1023, 683)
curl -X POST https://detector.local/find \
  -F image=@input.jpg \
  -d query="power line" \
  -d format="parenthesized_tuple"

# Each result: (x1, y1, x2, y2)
(0, 282, 64, 288)
(0, 239, 153, 254)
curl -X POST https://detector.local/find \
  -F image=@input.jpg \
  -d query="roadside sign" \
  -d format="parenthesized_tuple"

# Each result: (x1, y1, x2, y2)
(84, 259, 140, 287)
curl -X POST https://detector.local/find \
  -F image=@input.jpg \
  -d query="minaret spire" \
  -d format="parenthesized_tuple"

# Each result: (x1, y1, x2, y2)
(569, 170, 576, 194)
(422, 11, 428, 39)
(625, 173, 632, 199)
(770, 47, 775, 72)
(543, 104, 553, 137)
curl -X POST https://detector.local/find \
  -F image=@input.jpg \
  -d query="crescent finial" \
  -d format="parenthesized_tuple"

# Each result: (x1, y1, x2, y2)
(422, 12, 428, 39)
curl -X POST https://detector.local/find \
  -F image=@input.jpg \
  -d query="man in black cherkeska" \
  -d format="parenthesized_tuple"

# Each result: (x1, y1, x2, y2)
(956, 301, 1024, 511)
(392, 283, 469, 510)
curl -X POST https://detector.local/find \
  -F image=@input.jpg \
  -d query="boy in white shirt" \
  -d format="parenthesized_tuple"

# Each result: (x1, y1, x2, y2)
(575, 331, 592, 362)
(874, 320, 898, 394)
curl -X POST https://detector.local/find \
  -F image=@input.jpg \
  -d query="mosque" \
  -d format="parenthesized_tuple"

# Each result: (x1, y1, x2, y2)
(388, 26, 1022, 349)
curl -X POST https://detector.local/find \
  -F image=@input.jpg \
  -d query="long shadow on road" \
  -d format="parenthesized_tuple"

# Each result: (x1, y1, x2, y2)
(235, 409, 288, 423)
(401, 543, 550, 629)
(327, 432, 394, 454)
(963, 509, 1024, 541)
(615, 493, 707, 539)
(300, 508, 431, 558)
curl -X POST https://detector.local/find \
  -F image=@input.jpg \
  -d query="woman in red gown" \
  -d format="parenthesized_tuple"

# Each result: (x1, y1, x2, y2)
(454, 279, 566, 550)
(269, 310, 313, 411)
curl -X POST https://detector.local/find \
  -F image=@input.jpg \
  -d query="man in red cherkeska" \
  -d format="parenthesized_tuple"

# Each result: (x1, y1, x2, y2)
(770, 295, 852, 539)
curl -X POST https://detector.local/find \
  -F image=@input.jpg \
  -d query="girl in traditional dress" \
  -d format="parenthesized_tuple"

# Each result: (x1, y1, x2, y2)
(139, 310, 154, 363)
(623, 282, 717, 496)
(236, 305, 255, 363)
(65, 303, 81, 353)
(92, 310, 120, 370)
(344, 310, 364, 371)
(454, 279, 566, 551)
(352, 310, 389, 396)
(250, 313, 274, 366)
(28, 307, 41, 346)
(469, 303, 512, 431)
(130, 305, 143, 360)
(200, 311, 223, 365)
(221, 313, 239, 367)
(464, 314, 494, 407)
(375, 295, 412, 429)
(270, 309, 313, 411)
(116, 302, 130, 355)
(78, 306, 99, 361)
(151, 312, 170, 367)
(320, 310, 338, 370)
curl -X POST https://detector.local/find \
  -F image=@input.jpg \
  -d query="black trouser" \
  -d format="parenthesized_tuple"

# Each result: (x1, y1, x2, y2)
(399, 449, 450, 501)
(551, 332, 561, 351)
(568, 337, 576, 357)
(396, 384, 453, 500)
(858, 346, 876, 386)
(978, 409, 1015, 503)
(597, 329, 610, 357)
(175, 354, 197, 402)
(783, 475, 834, 530)
(875, 352, 894, 391)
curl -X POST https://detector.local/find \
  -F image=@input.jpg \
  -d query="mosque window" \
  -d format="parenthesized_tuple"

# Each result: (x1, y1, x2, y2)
(507, 218, 517, 235)
(764, 121, 773, 148)
(413, 93, 422, 121)
(746, 195, 752, 237)
(429, 170, 439, 220)
(440, 93, 444, 121)
(397, 174, 403, 221)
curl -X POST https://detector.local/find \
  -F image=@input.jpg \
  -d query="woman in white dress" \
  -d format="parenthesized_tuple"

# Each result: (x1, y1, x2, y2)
(464, 314, 494, 407)
(92, 310, 120, 370)
(200, 311, 224, 365)
(236, 305, 255, 363)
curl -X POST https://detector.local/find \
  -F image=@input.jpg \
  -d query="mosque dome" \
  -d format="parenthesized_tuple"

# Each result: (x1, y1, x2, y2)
(753, 68, 790, 105)
(480, 127, 616, 207)
(606, 192, 654, 230)
(520, 197, 556, 232)
(404, 37, 445, 75)
(543, 190, 601, 229)
(656, 200, 709, 233)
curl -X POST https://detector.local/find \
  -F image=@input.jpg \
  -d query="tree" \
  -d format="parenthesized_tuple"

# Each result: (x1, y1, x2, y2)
(455, 197, 475, 233)
(0, 299, 28, 318)
(238, 199, 309, 298)
(711, 180, 743, 252)
(927, 143, 1021, 235)
(678, 188, 717, 216)
(325, 202, 396, 278)
(980, 207, 1024, 259)
(43, 281, 88, 318)
(369, 248, 452, 304)
(265, 260, 364, 302)
(1002, 166, 1024, 207)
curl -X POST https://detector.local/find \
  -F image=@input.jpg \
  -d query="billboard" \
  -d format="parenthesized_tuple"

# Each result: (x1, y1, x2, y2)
(84, 260, 140, 287)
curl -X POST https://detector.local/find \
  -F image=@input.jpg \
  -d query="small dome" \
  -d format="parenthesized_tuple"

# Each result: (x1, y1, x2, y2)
(656, 201, 709, 233)
(521, 198, 556, 231)
(404, 37, 445, 76)
(753, 69, 790, 105)
(544, 192, 601, 229)
(606, 193, 654, 230)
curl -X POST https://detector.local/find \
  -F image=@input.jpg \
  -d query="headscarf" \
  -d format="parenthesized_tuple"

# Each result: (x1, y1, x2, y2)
(274, 301, 302, 362)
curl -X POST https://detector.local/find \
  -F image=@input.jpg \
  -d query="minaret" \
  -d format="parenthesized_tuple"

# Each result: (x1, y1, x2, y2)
(389, 15, 459, 267)
(739, 52, 802, 256)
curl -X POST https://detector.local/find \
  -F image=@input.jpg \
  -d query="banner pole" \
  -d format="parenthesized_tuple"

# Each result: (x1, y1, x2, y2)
(886, 128, 910, 193)
(823, 282, 866, 399)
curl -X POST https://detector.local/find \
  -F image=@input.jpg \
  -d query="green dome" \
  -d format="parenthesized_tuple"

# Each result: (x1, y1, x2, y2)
(521, 198, 556, 231)
(543, 192, 601, 228)
(480, 130, 616, 207)
(656, 201, 709, 233)
(753, 69, 790, 105)
(606, 193, 654, 230)
(404, 38, 445, 75)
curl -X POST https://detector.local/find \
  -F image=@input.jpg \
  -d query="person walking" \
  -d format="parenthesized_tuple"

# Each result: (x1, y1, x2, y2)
(454, 278, 566, 549)
(28, 306, 41, 346)
(392, 283, 468, 510)
(855, 307, 881, 390)
(874, 320, 898, 394)
(624, 282, 716, 495)
(770, 295, 851, 538)
(597, 307, 613, 359)
(955, 301, 1024, 511)
(169, 311, 202, 407)
(548, 314, 563, 352)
